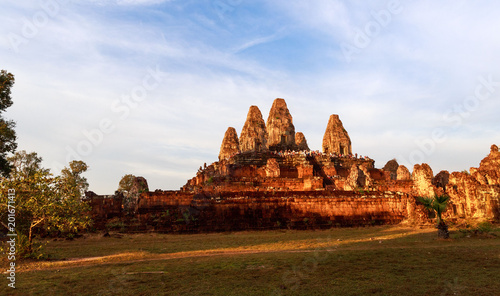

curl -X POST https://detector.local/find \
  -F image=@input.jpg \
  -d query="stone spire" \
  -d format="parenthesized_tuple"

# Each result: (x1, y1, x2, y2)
(239, 106, 268, 152)
(266, 98, 296, 151)
(218, 127, 240, 161)
(295, 132, 310, 151)
(322, 114, 352, 155)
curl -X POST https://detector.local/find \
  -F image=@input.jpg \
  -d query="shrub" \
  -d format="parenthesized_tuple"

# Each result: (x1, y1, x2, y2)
(105, 218, 126, 231)
(476, 221, 493, 233)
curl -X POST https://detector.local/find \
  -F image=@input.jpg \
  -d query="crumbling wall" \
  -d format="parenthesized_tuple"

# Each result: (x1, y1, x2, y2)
(86, 192, 123, 227)
(134, 190, 410, 232)
(89, 144, 500, 231)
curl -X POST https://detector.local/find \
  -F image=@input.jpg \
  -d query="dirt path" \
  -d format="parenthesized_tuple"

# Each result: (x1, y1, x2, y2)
(14, 228, 499, 273)
(17, 248, 332, 273)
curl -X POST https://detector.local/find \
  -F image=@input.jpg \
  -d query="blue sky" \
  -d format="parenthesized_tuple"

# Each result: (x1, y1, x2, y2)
(2, 0, 500, 194)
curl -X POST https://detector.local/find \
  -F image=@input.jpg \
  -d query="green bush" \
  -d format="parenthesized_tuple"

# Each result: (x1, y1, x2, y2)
(4, 233, 47, 260)
(105, 218, 126, 231)
(456, 221, 497, 238)
(476, 221, 493, 233)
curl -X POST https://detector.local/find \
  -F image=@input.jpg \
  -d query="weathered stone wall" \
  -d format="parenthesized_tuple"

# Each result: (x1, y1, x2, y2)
(445, 172, 500, 220)
(89, 143, 500, 232)
(135, 190, 410, 231)
(138, 191, 194, 209)
(87, 97, 500, 231)
(184, 152, 375, 192)
(88, 196, 123, 218)
(86, 194, 123, 227)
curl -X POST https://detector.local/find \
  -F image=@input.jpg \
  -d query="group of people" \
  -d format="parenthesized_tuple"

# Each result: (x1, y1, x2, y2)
(221, 149, 371, 161)
(271, 149, 370, 160)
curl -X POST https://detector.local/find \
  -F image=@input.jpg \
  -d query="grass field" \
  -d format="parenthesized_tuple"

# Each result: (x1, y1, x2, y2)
(2, 224, 500, 295)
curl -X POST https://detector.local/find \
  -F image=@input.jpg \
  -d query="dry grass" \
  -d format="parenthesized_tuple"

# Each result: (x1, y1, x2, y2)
(2, 225, 499, 295)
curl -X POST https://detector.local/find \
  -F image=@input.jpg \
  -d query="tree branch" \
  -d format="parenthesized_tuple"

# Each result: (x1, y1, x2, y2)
(31, 217, 45, 228)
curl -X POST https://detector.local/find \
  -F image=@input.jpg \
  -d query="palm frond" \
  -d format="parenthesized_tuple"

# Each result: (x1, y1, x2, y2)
(434, 194, 450, 204)
(418, 194, 450, 224)
(417, 196, 434, 210)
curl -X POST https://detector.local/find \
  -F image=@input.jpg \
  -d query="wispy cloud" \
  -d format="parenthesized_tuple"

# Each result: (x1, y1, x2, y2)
(87, 0, 172, 6)
(231, 29, 286, 54)
(2, 1, 500, 193)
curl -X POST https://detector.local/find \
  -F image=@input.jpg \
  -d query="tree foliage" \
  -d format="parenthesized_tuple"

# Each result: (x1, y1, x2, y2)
(118, 174, 136, 194)
(0, 151, 92, 258)
(59, 160, 89, 200)
(417, 194, 450, 239)
(117, 174, 148, 214)
(0, 70, 17, 176)
(418, 194, 450, 224)
(0, 70, 15, 110)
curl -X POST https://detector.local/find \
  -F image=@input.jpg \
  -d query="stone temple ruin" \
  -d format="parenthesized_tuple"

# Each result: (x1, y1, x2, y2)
(184, 98, 364, 192)
(88, 98, 500, 232)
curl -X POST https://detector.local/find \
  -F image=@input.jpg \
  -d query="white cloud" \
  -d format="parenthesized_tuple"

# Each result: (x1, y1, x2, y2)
(270, 0, 351, 39)
(2, 1, 500, 193)
(86, 0, 171, 6)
